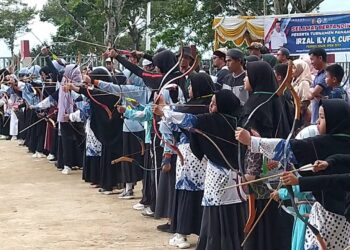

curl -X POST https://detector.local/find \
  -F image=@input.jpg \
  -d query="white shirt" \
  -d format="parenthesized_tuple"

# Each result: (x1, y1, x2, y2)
(270, 30, 287, 50)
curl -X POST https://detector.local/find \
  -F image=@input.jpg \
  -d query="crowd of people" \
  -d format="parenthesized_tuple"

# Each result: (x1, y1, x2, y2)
(0, 42, 350, 250)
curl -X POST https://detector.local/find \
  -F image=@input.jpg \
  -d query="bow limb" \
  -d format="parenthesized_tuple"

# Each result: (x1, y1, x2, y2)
(157, 43, 183, 92)
(86, 87, 113, 119)
(189, 128, 240, 175)
(244, 194, 256, 234)
(240, 59, 295, 237)
(152, 116, 184, 165)
(152, 53, 200, 164)
(111, 156, 134, 165)
(283, 60, 327, 250)
(47, 117, 56, 128)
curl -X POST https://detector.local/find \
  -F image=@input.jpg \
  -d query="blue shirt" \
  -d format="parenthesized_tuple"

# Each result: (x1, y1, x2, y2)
(329, 86, 348, 102)
(311, 69, 331, 124)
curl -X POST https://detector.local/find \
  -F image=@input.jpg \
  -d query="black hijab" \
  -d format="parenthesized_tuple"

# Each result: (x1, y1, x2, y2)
(86, 68, 123, 150)
(190, 72, 214, 99)
(242, 61, 291, 138)
(291, 100, 350, 218)
(176, 72, 214, 115)
(216, 89, 241, 117)
(152, 50, 178, 74)
(90, 67, 114, 83)
(292, 99, 350, 167)
(190, 90, 241, 169)
(322, 99, 350, 134)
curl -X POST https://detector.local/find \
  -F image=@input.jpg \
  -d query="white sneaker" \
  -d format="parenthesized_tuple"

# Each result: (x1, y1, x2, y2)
(119, 189, 134, 199)
(36, 152, 46, 158)
(11, 136, 17, 141)
(169, 234, 190, 249)
(0, 135, 8, 140)
(141, 207, 154, 217)
(61, 166, 72, 175)
(133, 203, 145, 210)
(47, 154, 55, 160)
(32, 152, 38, 158)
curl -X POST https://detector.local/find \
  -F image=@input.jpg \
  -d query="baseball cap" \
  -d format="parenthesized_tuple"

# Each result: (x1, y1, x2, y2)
(247, 42, 263, 50)
(213, 48, 227, 59)
(226, 48, 245, 62)
(142, 59, 153, 66)
(178, 46, 194, 60)
(278, 48, 290, 57)
(105, 58, 115, 63)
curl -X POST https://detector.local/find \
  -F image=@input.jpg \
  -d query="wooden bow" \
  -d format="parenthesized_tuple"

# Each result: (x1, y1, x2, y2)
(283, 60, 327, 250)
(153, 46, 200, 165)
(241, 60, 294, 240)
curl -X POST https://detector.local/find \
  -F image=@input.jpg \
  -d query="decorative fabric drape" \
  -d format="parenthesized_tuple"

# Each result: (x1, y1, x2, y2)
(212, 16, 264, 50)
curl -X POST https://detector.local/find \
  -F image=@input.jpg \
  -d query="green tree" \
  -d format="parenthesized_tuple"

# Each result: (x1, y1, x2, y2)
(0, 0, 37, 55)
(39, 0, 326, 55)
(40, 0, 105, 55)
(149, 0, 325, 51)
(40, 0, 150, 54)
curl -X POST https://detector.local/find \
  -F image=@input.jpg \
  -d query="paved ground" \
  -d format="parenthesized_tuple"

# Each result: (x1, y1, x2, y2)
(0, 140, 198, 249)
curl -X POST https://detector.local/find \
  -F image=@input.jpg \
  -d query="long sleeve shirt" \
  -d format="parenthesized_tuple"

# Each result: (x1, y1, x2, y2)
(97, 80, 149, 132)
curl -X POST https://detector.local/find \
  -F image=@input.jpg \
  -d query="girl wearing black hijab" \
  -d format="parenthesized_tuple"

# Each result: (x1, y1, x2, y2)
(159, 89, 246, 250)
(240, 61, 293, 250)
(160, 73, 213, 248)
(236, 99, 350, 250)
(242, 61, 291, 138)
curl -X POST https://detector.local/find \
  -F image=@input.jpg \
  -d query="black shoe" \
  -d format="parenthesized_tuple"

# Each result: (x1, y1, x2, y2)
(157, 223, 173, 233)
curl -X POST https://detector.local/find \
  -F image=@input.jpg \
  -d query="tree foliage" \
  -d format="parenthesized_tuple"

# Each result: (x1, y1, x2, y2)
(38, 0, 325, 55)
(150, 0, 325, 51)
(0, 0, 37, 55)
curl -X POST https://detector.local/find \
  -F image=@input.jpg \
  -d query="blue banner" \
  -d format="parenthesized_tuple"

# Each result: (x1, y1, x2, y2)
(264, 14, 350, 54)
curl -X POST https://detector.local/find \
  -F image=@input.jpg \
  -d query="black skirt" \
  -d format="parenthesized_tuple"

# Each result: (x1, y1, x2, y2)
(1, 116, 10, 136)
(83, 156, 101, 184)
(171, 189, 204, 236)
(14, 109, 25, 140)
(119, 131, 144, 183)
(100, 145, 119, 191)
(196, 203, 246, 250)
(243, 199, 293, 250)
(60, 122, 84, 167)
(155, 154, 177, 219)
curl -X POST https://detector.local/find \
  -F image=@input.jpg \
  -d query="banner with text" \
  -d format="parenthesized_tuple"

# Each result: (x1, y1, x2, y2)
(264, 14, 350, 54)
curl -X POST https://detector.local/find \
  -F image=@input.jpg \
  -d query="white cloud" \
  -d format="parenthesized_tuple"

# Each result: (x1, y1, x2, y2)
(0, 0, 55, 57)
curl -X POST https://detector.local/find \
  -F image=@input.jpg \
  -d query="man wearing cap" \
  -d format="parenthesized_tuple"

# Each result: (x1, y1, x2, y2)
(105, 57, 115, 74)
(223, 48, 249, 105)
(247, 42, 277, 68)
(105, 57, 127, 84)
(247, 42, 263, 58)
(178, 46, 196, 100)
(277, 48, 290, 64)
(212, 48, 230, 90)
(142, 59, 154, 72)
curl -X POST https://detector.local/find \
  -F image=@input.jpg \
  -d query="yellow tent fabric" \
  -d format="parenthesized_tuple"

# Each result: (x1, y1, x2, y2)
(212, 16, 264, 50)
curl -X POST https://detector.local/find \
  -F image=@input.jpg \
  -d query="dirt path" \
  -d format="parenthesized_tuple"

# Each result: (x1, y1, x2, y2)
(0, 140, 197, 249)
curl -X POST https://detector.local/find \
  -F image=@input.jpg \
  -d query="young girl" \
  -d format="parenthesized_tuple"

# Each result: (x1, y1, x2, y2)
(157, 89, 246, 250)
(159, 73, 214, 248)
(236, 99, 350, 250)
(292, 59, 312, 126)
(281, 154, 350, 250)
(270, 125, 318, 250)
(241, 61, 293, 250)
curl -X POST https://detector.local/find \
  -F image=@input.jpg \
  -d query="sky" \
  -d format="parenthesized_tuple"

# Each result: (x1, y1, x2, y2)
(1, 0, 350, 59)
